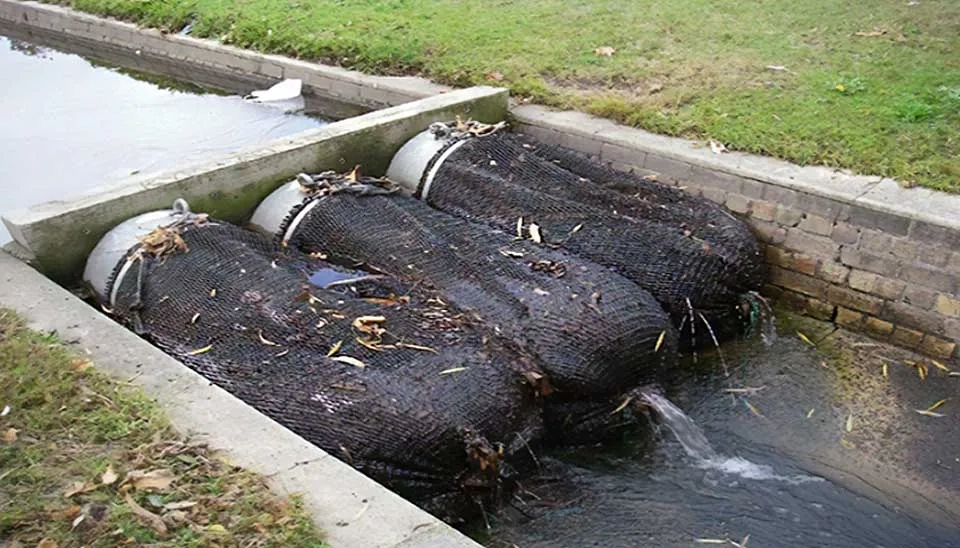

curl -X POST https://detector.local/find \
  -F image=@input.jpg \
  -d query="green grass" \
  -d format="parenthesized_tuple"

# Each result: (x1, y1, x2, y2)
(47, 0, 960, 191)
(0, 309, 328, 547)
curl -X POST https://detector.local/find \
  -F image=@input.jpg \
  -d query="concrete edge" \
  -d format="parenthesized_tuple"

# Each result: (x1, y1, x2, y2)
(0, 250, 482, 548)
(0, 0, 449, 109)
(2, 85, 508, 283)
(509, 104, 960, 232)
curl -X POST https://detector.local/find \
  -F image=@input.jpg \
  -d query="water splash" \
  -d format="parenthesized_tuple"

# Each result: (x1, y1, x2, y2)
(743, 291, 778, 347)
(642, 391, 821, 485)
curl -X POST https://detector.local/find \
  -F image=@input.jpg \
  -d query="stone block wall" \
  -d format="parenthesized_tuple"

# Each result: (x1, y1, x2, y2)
(688, 176, 959, 359)
(512, 106, 960, 359)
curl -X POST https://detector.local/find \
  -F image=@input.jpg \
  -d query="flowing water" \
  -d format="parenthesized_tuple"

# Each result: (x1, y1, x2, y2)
(484, 322, 960, 547)
(0, 33, 328, 245)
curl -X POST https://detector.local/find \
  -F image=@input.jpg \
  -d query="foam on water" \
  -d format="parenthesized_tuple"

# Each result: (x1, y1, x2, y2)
(643, 391, 822, 484)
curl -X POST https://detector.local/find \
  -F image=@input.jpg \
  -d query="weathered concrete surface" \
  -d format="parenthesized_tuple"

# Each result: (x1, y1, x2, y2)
(0, 250, 482, 548)
(0, 0, 448, 110)
(1, 86, 507, 284)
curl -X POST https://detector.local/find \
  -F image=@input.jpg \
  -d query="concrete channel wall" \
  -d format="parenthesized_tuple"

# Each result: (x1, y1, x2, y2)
(2, 86, 507, 283)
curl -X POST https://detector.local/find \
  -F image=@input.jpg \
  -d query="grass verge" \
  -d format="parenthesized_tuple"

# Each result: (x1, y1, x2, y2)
(0, 308, 328, 547)
(42, 0, 960, 192)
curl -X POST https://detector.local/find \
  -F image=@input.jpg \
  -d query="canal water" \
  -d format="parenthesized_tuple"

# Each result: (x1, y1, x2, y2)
(0, 34, 327, 245)
(483, 320, 960, 547)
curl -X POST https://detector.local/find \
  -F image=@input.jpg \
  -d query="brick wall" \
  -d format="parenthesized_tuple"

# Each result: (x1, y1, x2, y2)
(693, 180, 959, 359)
(513, 108, 960, 360)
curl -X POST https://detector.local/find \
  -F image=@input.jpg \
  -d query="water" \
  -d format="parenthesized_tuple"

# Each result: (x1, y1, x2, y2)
(642, 392, 822, 485)
(0, 34, 328, 245)
(485, 325, 960, 547)
(308, 267, 372, 288)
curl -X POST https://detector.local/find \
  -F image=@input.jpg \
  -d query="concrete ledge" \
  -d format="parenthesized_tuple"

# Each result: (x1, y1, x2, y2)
(0, 251, 481, 548)
(2, 86, 508, 284)
(510, 104, 960, 232)
(0, 0, 449, 110)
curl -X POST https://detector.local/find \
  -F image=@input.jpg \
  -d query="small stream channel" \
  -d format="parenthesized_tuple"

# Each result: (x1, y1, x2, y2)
(483, 321, 960, 547)
(0, 34, 328, 245)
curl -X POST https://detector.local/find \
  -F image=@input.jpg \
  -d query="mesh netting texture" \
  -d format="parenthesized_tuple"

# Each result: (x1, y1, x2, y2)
(276, 174, 680, 442)
(107, 221, 545, 522)
(417, 131, 766, 350)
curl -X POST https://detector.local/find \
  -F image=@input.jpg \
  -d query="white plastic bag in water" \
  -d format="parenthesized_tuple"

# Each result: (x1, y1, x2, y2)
(245, 78, 305, 113)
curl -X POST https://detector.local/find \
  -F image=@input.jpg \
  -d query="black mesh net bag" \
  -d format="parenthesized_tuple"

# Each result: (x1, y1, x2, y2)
(259, 172, 679, 444)
(391, 123, 768, 351)
(104, 218, 545, 523)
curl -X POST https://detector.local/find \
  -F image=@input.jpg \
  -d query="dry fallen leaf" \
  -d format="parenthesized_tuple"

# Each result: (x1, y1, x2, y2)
(529, 223, 543, 244)
(609, 396, 633, 415)
(257, 330, 279, 347)
(331, 355, 366, 368)
(925, 399, 947, 412)
(484, 70, 504, 82)
(64, 481, 98, 498)
(915, 409, 945, 418)
(439, 367, 469, 375)
(845, 414, 854, 432)
(397, 342, 438, 353)
(101, 465, 118, 486)
(186, 344, 212, 356)
(796, 331, 815, 346)
(37, 539, 58, 548)
(124, 492, 167, 535)
(327, 340, 343, 357)
(2, 427, 17, 442)
(594, 46, 616, 56)
(654, 330, 666, 352)
(126, 469, 176, 491)
(744, 400, 763, 417)
(207, 523, 228, 535)
(854, 28, 886, 37)
(931, 360, 951, 373)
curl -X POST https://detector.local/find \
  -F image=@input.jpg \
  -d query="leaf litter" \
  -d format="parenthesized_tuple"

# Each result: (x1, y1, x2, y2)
(0, 308, 328, 546)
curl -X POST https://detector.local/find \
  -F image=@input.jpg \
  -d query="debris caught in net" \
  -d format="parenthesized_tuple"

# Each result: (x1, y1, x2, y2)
(391, 125, 766, 350)
(106, 219, 546, 523)
(258, 171, 680, 443)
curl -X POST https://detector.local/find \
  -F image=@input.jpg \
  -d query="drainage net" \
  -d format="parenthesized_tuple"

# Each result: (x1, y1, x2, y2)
(386, 124, 767, 350)
(96, 215, 545, 522)
(252, 172, 679, 442)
